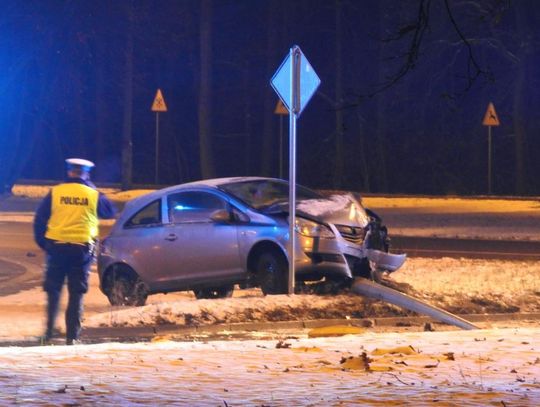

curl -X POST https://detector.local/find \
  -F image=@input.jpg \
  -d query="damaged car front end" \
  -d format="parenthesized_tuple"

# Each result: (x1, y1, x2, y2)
(294, 195, 405, 284)
(220, 179, 406, 286)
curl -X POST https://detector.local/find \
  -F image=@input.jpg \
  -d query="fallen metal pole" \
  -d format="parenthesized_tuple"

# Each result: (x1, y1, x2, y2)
(351, 278, 479, 330)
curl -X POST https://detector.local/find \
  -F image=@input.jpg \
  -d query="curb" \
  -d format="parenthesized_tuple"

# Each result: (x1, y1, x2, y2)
(80, 312, 540, 342)
(2, 313, 539, 347)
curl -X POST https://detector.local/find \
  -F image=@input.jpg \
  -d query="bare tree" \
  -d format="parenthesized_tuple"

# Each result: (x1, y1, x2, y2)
(261, 1, 279, 177)
(333, 0, 345, 188)
(198, 0, 215, 179)
(511, 3, 531, 194)
(353, 0, 494, 100)
(121, 2, 134, 190)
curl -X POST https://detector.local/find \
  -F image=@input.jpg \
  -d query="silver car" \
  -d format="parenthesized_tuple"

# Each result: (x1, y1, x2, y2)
(98, 177, 406, 306)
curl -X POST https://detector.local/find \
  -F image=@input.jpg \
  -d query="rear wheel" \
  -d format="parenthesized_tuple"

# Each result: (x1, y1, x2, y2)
(106, 268, 148, 306)
(257, 250, 288, 295)
(193, 285, 234, 299)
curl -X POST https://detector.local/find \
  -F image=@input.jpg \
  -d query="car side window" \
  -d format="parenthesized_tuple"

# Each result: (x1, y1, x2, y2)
(124, 199, 162, 228)
(167, 191, 226, 223)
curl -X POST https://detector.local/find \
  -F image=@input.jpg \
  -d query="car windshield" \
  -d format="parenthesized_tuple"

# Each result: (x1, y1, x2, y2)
(219, 179, 322, 211)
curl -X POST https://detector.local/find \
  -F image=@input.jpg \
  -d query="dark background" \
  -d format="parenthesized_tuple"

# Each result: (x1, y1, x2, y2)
(1, 0, 539, 195)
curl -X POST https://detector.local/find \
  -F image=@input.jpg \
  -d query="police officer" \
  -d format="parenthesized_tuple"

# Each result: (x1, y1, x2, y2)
(33, 158, 116, 345)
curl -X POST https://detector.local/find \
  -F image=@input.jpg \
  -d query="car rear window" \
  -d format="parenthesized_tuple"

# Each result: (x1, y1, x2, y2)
(124, 199, 162, 228)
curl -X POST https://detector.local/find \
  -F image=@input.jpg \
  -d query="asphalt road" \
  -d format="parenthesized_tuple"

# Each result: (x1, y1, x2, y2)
(3, 220, 540, 263)
(0, 222, 44, 295)
(1, 220, 539, 297)
(391, 235, 540, 260)
(0, 221, 110, 296)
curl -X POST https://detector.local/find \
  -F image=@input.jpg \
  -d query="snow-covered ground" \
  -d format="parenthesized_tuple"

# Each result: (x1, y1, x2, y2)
(0, 327, 538, 405)
(364, 195, 540, 241)
(1, 255, 539, 341)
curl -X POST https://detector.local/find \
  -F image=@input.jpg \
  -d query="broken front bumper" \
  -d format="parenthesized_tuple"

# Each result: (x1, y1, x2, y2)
(295, 233, 407, 281)
(366, 249, 407, 272)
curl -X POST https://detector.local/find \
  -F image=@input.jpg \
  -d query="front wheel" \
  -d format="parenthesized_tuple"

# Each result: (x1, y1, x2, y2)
(193, 285, 235, 299)
(106, 272, 148, 306)
(257, 250, 288, 295)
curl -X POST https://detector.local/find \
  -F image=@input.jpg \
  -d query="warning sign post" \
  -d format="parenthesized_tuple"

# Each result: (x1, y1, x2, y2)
(482, 102, 500, 127)
(151, 89, 167, 184)
(482, 102, 500, 194)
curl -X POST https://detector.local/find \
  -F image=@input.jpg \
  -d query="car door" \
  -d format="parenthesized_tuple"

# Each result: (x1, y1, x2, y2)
(156, 189, 243, 287)
(119, 198, 169, 288)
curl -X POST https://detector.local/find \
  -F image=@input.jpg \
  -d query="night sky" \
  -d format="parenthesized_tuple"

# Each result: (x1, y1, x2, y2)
(1, 0, 539, 195)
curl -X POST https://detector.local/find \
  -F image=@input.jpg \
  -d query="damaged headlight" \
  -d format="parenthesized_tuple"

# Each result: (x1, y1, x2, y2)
(293, 217, 335, 238)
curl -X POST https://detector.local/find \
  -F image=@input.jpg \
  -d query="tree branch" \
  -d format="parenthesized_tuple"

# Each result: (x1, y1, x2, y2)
(444, 0, 494, 92)
(345, 0, 497, 106)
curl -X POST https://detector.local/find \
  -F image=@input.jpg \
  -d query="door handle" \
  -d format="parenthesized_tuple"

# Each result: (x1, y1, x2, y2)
(165, 233, 177, 241)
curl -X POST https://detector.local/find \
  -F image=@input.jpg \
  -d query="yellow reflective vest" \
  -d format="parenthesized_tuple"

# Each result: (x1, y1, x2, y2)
(45, 183, 99, 244)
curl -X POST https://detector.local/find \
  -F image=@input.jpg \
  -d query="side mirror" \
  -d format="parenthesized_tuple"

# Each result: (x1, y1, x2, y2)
(210, 209, 232, 223)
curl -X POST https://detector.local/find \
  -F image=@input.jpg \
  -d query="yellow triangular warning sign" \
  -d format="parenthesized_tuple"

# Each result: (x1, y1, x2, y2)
(274, 99, 288, 115)
(151, 89, 168, 112)
(482, 102, 500, 126)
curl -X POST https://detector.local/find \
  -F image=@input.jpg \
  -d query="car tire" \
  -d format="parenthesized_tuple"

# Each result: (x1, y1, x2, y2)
(257, 250, 288, 295)
(106, 271, 148, 307)
(193, 286, 235, 299)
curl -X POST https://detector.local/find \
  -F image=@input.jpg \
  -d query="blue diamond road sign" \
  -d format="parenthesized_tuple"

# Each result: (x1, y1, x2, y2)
(271, 46, 320, 117)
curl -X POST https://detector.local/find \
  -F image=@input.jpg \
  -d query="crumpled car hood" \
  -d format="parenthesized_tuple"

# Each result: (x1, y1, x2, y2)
(263, 194, 370, 228)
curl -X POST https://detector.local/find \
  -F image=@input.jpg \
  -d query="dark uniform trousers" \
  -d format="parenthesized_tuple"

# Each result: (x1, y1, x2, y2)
(44, 242, 92, 341)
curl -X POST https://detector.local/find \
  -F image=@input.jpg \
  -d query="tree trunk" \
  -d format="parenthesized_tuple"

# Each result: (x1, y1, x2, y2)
(1, 72, 28, 193)
(94, 38, 107, 181)
(333, 0, 344, 188)
(512, 5, 528, 194)
(374, 1, 389, 192)
(261, 2, 279, 177)
(121, 3, 134, 190)
(242, 65, 253, 175)
(75, 80, 86, 156)
(356, 112, 370, 191)
(198, 0, 215, 179)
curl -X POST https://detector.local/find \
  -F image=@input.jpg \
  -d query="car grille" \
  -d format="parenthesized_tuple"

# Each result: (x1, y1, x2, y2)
(335, 224, 366, 245)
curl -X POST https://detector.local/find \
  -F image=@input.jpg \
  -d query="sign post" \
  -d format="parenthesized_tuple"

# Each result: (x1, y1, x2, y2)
(151, 89, 168, 184)
(271, 45, 320, 294)
(482, 102, 500, 194)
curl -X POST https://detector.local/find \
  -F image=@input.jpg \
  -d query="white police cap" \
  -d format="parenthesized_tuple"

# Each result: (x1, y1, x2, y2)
(66, 158, 95, 171)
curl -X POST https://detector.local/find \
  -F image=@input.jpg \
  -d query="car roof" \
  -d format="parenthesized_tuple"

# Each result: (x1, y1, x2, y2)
(169, 176, 279, 189)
